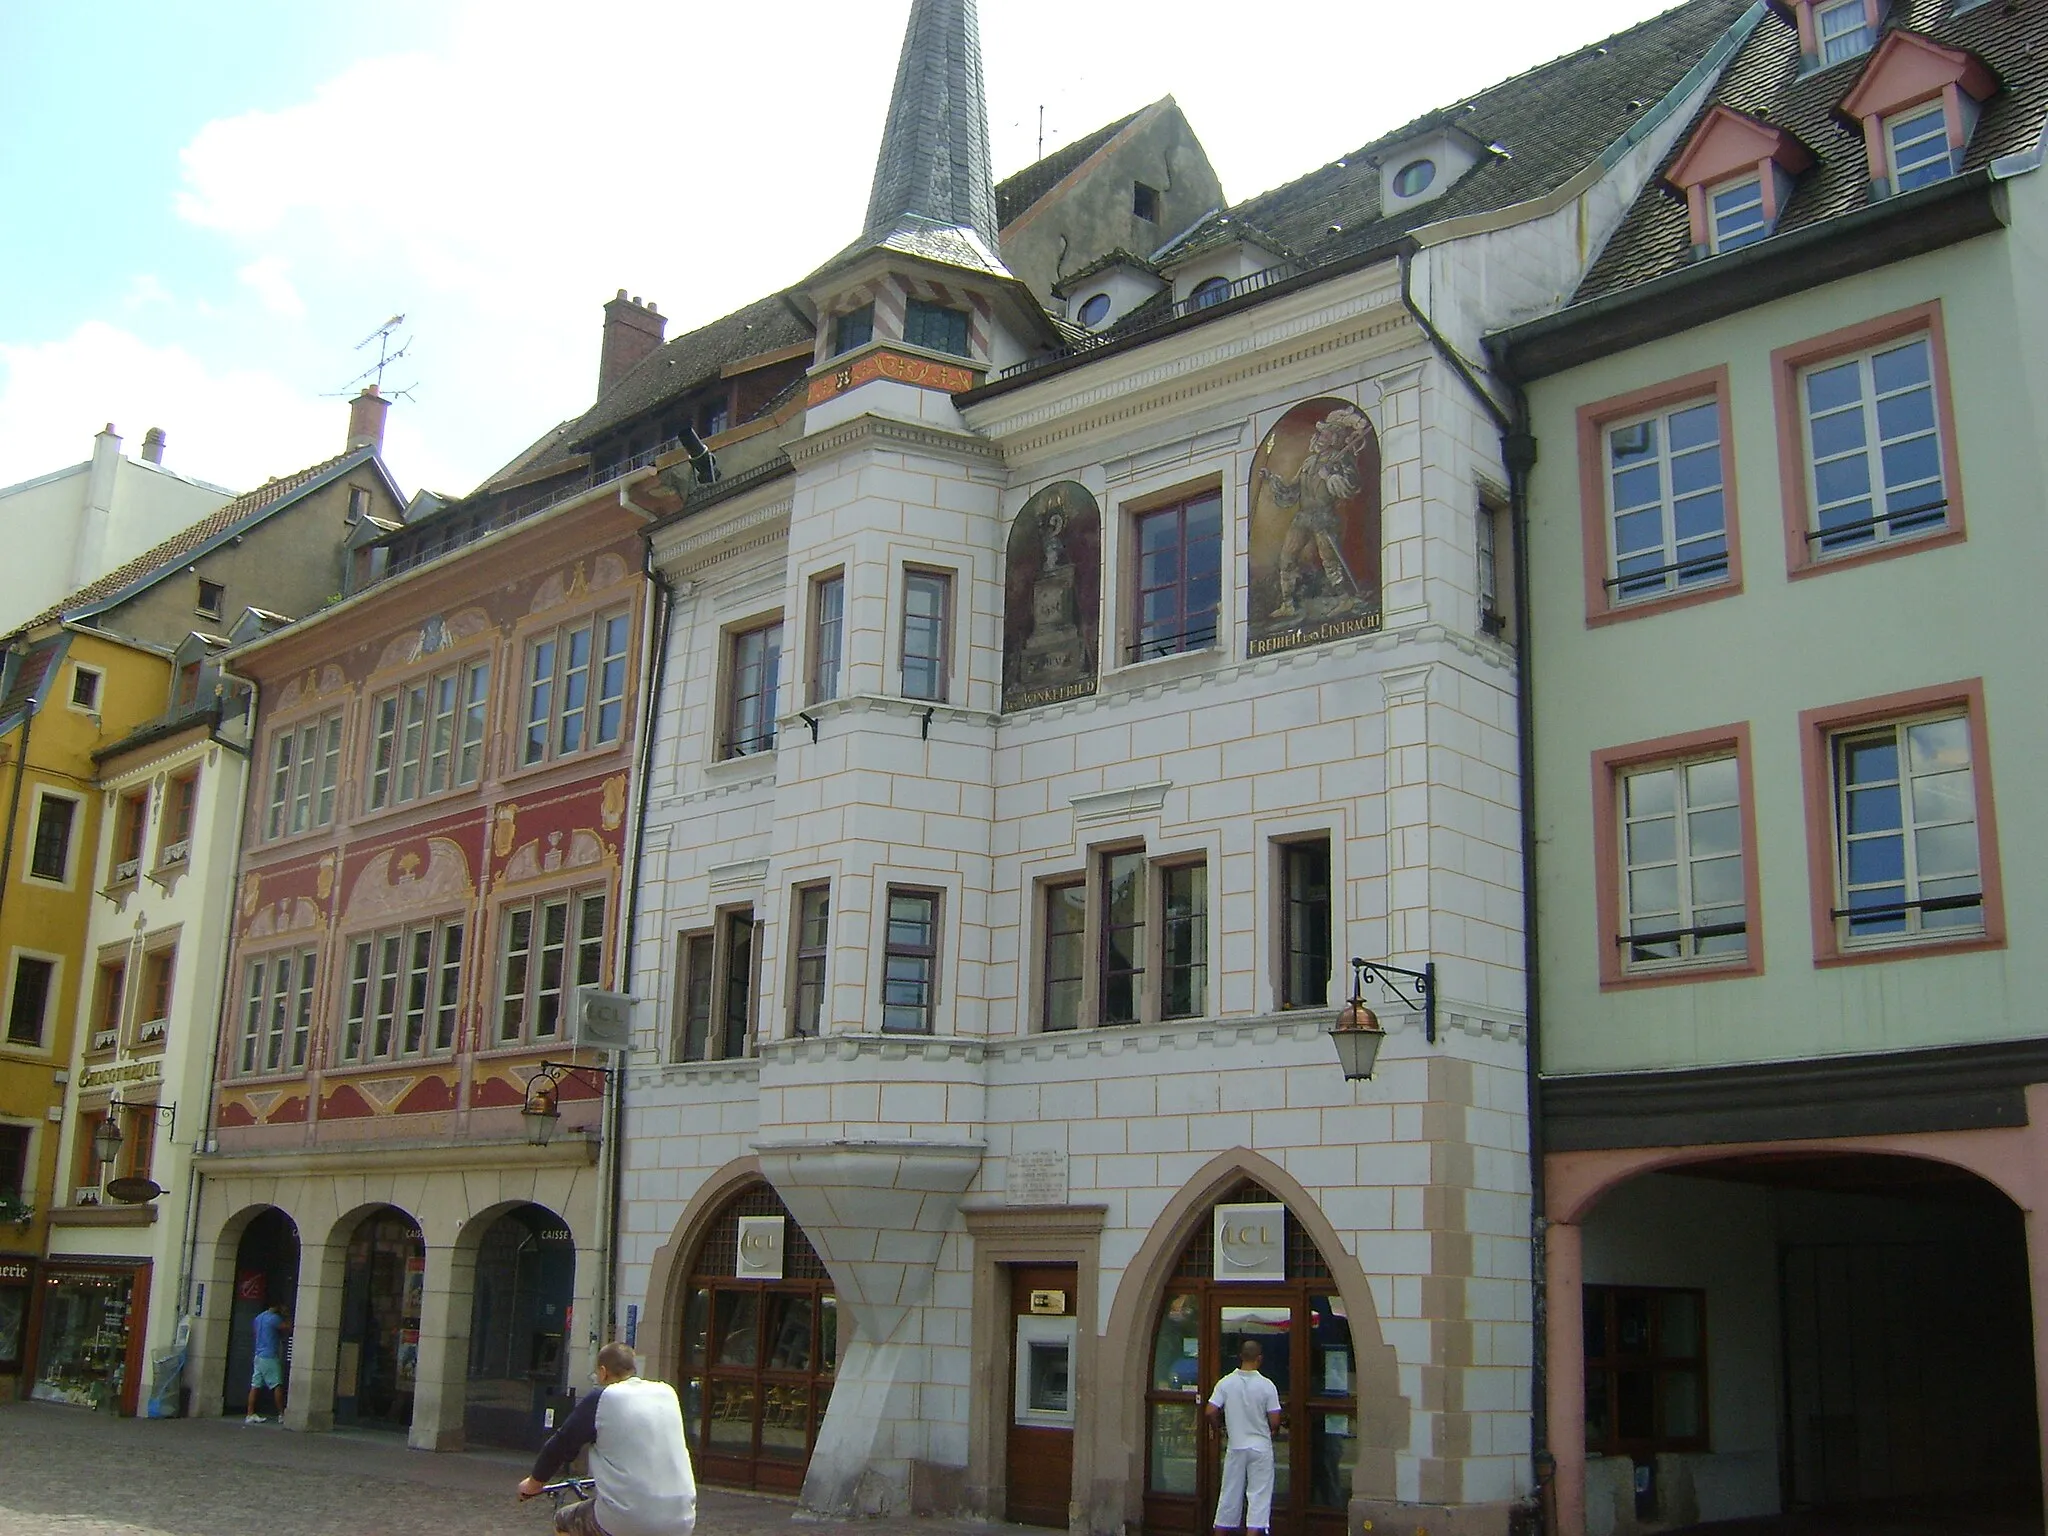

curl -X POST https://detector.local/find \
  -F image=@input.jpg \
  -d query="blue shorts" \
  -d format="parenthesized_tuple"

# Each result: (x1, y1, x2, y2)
(251, 1357, 283, 1391)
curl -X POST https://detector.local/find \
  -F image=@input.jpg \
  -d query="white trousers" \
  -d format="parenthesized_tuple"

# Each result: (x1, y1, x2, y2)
(1214, 1443, 1275, 1530)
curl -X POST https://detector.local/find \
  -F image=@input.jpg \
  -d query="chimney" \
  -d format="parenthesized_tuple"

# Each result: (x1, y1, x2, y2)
(72, 426, 123, 589)
(141, 427, 167, 465)
(347, 387, 388, 454)
(598, 291, 666, 397)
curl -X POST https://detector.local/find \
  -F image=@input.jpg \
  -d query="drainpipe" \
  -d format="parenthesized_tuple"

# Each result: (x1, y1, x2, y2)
(1400, 247, 1552, 1515)
(609, 535, 675, 1352)
(1481, 326, 1550, 1526)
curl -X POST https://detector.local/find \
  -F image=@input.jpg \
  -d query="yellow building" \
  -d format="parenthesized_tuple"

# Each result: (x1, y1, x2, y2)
(0, 395, 407, 1407)
(0, 628, 167, 1401)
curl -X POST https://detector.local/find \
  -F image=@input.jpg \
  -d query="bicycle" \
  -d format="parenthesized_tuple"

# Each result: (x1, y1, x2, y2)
(529, 1478, 595, 1523)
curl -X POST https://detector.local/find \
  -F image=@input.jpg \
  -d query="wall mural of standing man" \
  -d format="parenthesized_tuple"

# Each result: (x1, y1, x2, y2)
(1247, 398, 1383, 656)
(1002, 480, 1102, 711)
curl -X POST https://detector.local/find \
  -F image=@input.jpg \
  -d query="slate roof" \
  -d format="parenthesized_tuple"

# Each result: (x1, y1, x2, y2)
(995, 107, 1147, 228)
(1163, 0, 1758, 269)
(1578, 0, 2048, 301)
(11, 445, 388, 635)
(863, 0, 999, 248)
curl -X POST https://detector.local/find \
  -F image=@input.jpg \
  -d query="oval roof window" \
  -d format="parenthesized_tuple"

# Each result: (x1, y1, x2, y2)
(1393, 158, 1437, 197)
(1078, 293, 1113, 328)
(1190, 276, 1232, 310)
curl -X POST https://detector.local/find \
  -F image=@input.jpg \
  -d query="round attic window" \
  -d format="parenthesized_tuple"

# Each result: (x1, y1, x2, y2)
(1191, 277, 1232, 310)
(1393, 158, 1437, 197)
(1078, 293, 1113, 328)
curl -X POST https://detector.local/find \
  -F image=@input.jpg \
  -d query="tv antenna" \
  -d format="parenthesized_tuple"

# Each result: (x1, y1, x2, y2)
(327, 314, 418, 400)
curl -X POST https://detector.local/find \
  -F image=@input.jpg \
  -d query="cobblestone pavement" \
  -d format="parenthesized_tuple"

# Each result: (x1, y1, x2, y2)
(0, 1402, 1005, 1536)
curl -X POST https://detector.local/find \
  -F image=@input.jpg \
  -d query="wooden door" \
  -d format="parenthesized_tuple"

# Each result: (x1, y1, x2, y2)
(1006, 1264, 1078, 1527)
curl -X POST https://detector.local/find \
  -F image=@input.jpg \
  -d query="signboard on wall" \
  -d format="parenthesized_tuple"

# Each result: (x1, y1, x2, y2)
(1213, 1202, 1286, 1283)
(736, 1215, 786, 1281)
(573, 988, 634, 1052)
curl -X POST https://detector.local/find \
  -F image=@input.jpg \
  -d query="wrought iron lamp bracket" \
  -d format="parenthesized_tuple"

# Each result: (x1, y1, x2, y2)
(1348, 957, 1437, 1044)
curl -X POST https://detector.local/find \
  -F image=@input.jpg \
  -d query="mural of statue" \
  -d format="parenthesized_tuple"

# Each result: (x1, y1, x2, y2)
(1248, 399, 1383, 656)
(1003, 481, 1101, 711)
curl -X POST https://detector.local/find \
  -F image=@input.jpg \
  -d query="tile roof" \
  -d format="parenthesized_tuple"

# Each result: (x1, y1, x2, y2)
(1165, 0, 1757, 268)
(1579, 0, 2048, 301)
(12, 446, 382, 635)
(995, 107, 1147, 228)
(557, 291, 814, 460)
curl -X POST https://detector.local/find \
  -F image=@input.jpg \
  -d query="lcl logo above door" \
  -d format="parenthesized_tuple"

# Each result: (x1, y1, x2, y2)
(1213, 1202, 1286, 1282)
(736, 1215, 786, 1280)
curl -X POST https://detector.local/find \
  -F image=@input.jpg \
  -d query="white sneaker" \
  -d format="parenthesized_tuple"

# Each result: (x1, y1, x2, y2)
(244, 1414, 265, 1425)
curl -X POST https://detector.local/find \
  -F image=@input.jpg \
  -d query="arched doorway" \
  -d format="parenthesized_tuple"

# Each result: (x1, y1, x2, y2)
(220, 1208, 299, 1416)
(464, 1203, 576, 1450)
(333, 1206, 423, 1432)
(1143, 1180, 1358, 1536)
(1568, 1149, 2040, 1527)
(676, 1183, 837, 1493)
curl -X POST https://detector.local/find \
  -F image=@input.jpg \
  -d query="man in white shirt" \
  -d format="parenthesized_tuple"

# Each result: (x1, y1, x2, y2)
(518, 1343, 697, 1536)
(1207, 1338, 1284, 1535)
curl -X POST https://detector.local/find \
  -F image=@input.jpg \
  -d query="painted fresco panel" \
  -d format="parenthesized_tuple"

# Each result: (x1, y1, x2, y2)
(1002, 480, 1101, 711)
(1247, 399, 1383, 656)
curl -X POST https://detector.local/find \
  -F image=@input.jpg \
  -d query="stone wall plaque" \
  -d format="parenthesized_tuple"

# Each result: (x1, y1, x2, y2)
(1007, 1147, 1070, 1206)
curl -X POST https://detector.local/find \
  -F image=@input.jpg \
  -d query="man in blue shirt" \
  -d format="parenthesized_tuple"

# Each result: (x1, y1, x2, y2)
(244, 1303, 290, 1425)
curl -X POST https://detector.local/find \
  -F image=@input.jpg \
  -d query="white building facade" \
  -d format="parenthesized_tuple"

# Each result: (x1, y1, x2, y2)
(613, 2, 1754, 1532)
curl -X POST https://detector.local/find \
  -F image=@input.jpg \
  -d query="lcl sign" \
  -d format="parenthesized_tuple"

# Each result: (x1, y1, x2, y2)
(736, 1215, 787, 1281)
(1212, 1202, 1286, 1282)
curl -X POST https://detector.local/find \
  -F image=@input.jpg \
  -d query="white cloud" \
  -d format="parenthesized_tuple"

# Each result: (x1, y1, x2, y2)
(236, 256, 306, 318)
(0, 321, 457, 498)
(121, 274, 174, 311)
(153, 0, 1692, 495)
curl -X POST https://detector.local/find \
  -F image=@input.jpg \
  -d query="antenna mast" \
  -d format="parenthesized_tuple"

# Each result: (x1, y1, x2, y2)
(328, 315, 417, 400)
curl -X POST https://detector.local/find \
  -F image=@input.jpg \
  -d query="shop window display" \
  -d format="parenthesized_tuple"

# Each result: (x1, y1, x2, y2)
(31, 1265, 144, 1413)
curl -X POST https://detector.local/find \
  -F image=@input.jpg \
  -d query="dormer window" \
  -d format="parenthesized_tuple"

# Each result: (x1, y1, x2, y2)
(1887, 104, 1951, 192)
(1190, 277, 1232, 310)
(1708, 175, 1768, 252)
(1391, 159, 1437, 197)
(1664, 106, 1814, 260)
(1815, 0, 1874, 66)
(1077, 293, 1113, 329)
(1838, 31, 1998, 201)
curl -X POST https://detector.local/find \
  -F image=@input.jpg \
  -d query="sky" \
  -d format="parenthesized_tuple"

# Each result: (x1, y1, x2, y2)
(0, 0, 1690, 502)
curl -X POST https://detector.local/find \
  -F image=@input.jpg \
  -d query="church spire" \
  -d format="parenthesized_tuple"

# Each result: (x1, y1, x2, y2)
(862, 0, 999, 251)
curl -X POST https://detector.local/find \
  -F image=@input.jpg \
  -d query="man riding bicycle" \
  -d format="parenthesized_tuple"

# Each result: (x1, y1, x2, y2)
(518, 1342, 697, 1536)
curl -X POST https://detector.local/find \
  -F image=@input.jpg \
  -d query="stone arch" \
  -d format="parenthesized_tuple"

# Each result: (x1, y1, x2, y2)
(1101, 1147, 1407, 1525)
(1549, 1134, 2044, 1534)
(457, 1199, 579, 1449)
(318, 1201, 426, 1434)
(637, 1155, 763, 1381)
(207, 1202, 301, 1416)
(1551, 1131, 2038, 1228)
